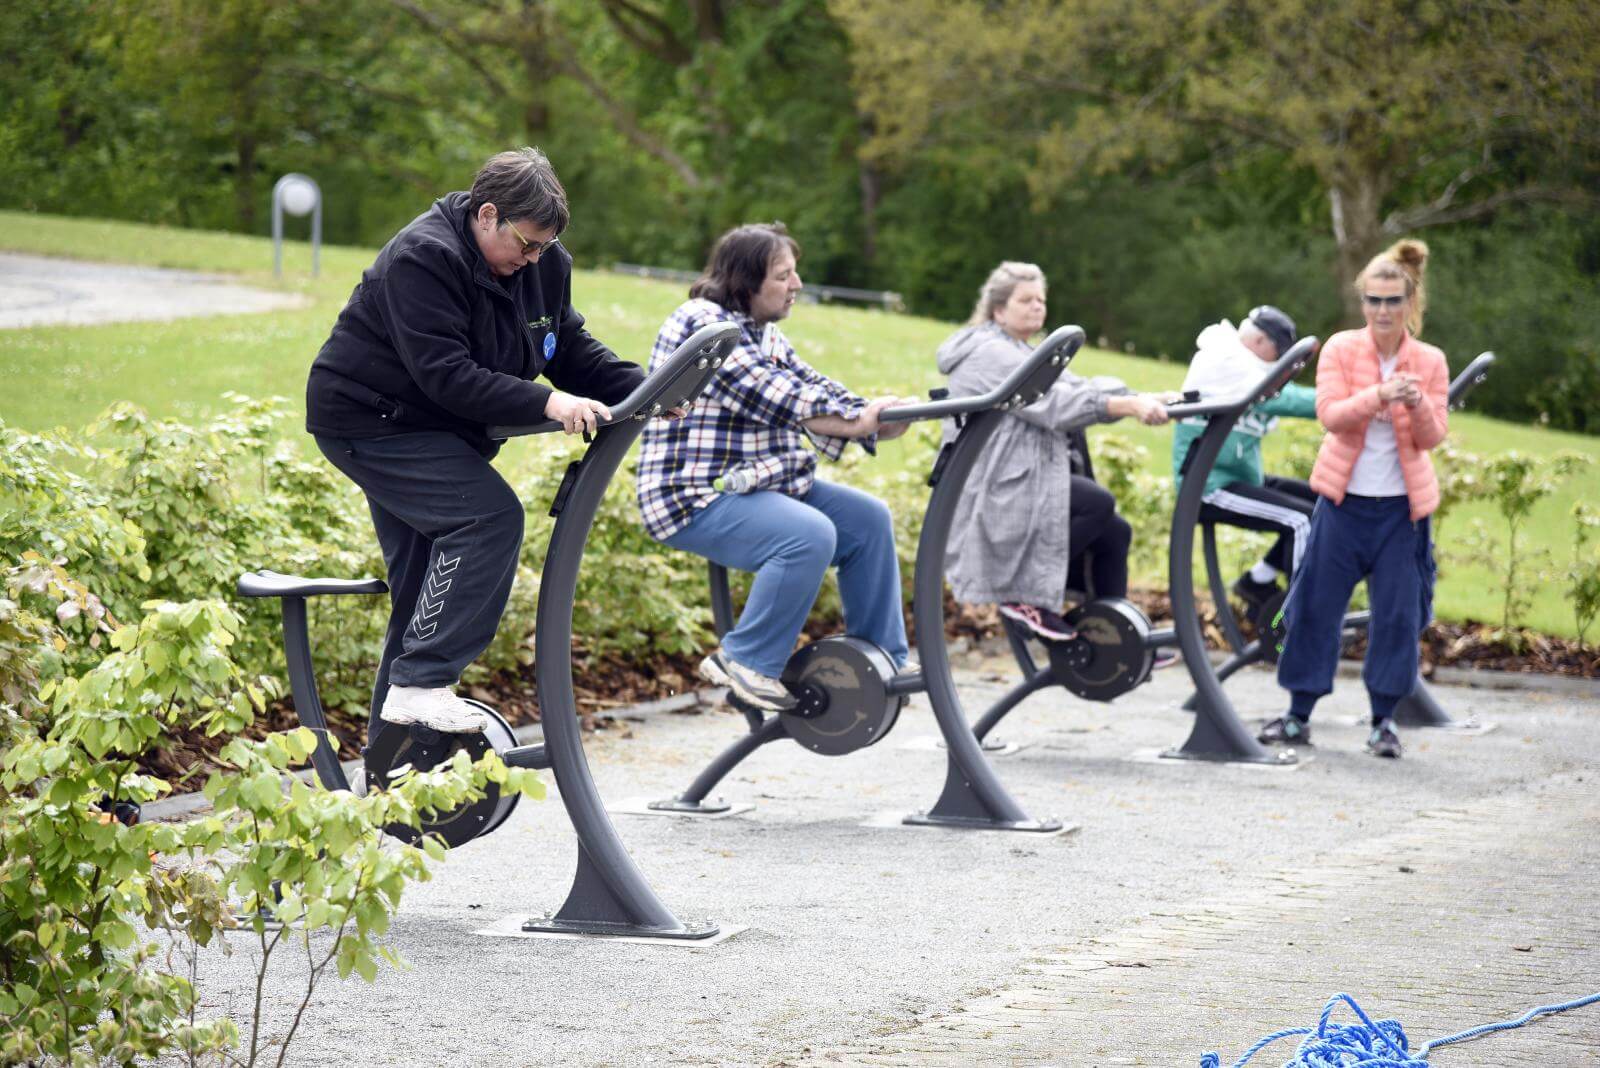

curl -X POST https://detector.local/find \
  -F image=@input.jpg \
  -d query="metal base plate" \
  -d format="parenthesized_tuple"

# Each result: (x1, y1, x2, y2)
(896, 734, 1029, 757)
(1135, 746, 1308, 768)
(613, 796, 756, 819)
(863, 810, 1078, 836)
(1342, 715, 1498, 735)
(475, 913, 743, 946)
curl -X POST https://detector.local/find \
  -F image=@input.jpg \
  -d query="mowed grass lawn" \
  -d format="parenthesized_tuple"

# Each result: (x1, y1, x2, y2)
(2, 209, 1595, 639)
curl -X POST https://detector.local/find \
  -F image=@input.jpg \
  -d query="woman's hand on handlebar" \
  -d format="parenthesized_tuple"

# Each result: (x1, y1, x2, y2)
(545, 391, 612, 435)
(1109, 393, 1172, 426)
(868, 396, 919, 440)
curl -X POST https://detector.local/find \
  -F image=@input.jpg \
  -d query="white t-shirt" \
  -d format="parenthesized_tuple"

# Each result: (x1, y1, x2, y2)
(1346, 354, 1407, 497)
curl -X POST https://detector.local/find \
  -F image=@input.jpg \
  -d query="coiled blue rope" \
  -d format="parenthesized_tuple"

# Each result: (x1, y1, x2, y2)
(1200, 990, 1600, 1067)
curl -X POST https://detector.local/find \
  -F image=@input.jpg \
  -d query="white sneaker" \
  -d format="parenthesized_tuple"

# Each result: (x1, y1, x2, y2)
(697, 650, 796, 711)
(380, 686, 488, 733)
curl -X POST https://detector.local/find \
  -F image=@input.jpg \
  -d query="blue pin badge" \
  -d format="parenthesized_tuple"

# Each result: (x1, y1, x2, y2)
(543, 332, 556, 360)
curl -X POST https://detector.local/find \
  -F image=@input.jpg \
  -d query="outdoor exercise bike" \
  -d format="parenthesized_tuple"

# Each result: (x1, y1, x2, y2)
(238, 321, 742, 940)
(1178, 351, 1498, 725)
(648, 326, 1086, 832)
(966, 337, 1321, 748)
(963, 343, 1498, 763)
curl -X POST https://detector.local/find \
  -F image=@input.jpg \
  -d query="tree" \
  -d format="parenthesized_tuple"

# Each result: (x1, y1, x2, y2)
(834, 0, 1599, 320)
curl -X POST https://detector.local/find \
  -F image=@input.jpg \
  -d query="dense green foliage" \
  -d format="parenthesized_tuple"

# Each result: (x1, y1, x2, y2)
(2, 1, 1594, 429)
(4, 206, 1599, 637)
(0, 553, 541, 1063)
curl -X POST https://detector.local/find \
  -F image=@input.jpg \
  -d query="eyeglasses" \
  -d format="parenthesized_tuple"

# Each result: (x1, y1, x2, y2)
(1362, 293, 1406, 308)
(502, 216, 561, 259)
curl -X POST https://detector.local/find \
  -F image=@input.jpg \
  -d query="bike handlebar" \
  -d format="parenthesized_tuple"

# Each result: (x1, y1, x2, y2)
(487, 321, 742, 439)
(1163, 335, 1321, 421)
(1447, 351, 1495, 410)
(879, 325, 1086, 424)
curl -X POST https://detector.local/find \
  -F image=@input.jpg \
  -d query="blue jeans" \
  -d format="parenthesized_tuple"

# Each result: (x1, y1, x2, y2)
(665, 480, 909, 677)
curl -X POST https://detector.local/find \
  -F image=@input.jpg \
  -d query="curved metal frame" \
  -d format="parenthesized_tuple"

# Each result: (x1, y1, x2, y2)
(672, 326, 1089, 831)
(1185, 351, 1497, 729)
(490, 321, 739, 938)
(243, 321, 741, 941)
(1162, 337, 1323, 761)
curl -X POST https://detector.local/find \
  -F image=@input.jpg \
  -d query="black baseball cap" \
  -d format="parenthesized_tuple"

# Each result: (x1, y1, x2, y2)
(1247, 305, 1297, 356)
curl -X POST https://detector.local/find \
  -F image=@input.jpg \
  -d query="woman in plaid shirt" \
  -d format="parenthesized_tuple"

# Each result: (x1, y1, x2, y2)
(637, 223, 915, 711)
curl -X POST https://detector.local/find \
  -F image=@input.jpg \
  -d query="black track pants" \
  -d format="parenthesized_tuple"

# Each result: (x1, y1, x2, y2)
(1065, 475, 1133, 599)
(1198, 476, 1316, 575)
(315, 433, 524, 722)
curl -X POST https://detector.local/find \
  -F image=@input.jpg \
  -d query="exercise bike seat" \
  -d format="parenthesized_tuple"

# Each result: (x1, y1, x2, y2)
(236, 570, 389, 599)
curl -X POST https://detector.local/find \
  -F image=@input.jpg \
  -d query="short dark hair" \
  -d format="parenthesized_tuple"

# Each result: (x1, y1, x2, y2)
(469, 147, 570, 233)
(689, 222, 801, 314)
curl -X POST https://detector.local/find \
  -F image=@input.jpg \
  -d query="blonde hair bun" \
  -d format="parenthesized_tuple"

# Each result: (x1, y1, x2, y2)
(1387, 238, 1429, 277)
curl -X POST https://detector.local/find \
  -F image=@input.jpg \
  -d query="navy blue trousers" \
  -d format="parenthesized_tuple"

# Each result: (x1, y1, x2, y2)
(1276, 494, 1435, 721)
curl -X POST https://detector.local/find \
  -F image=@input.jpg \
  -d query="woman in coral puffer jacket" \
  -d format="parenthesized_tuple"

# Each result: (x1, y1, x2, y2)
(1258, 239, 1449, 760)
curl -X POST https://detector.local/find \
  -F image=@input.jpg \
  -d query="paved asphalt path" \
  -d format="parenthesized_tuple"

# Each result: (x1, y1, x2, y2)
(0, 252, 305, 328)
(177, 661, 1599, 1066)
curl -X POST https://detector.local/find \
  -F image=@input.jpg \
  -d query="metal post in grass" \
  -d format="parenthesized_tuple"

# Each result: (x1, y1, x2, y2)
(272, 174, 322, 278)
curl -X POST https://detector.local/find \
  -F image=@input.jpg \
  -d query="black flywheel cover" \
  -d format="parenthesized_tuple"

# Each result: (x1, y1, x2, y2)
(362, 699, 521, 849)
(1049, 598, 1154, 702)
(779, 637, 904, 755)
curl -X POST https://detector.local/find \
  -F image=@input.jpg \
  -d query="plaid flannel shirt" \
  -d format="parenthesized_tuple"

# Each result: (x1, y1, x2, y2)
(636, 298, 871, 541)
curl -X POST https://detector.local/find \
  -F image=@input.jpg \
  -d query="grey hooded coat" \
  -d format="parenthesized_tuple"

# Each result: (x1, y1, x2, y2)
(937, 322, 1130, 607)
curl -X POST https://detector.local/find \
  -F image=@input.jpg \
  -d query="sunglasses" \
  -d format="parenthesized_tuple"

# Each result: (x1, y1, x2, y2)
(502, 216, 561, 259)
(1362, 293, 1406, 308)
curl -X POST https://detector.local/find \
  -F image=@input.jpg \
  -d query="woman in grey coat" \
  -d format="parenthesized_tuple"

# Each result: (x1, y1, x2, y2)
(938, 262, 1176, 642)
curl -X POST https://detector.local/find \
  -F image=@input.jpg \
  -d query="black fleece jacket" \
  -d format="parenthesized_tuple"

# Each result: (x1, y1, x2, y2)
(305, 191, 644, 455)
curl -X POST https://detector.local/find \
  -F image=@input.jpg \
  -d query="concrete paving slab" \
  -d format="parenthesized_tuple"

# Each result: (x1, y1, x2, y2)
(0, 251, 307, 328)
(172, 666, 1600, 1066)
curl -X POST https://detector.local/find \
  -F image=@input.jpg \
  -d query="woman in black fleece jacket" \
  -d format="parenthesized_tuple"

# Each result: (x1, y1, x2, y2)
(306, 147, 643, 734)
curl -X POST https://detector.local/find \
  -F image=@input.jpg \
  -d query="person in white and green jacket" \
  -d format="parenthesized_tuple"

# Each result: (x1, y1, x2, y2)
(1171, 306, 1317, 620)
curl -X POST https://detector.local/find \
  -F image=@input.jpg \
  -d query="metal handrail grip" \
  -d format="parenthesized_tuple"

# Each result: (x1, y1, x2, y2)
(487, 321, 742, 440)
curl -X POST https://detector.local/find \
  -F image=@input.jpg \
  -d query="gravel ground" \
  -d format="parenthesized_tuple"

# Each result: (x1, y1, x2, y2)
(168, 659, 1600, 1066)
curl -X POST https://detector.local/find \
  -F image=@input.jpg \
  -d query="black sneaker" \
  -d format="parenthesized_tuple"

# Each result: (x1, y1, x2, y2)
(1232, 573, 1282, 622)
(1365, 722, 1403, 759)
(999, 603, 1078, 642)
(1258, 714, 1312, 746)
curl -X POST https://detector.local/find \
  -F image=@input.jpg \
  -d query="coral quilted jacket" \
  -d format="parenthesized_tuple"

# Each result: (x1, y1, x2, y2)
(1309, 328, 1450, 519)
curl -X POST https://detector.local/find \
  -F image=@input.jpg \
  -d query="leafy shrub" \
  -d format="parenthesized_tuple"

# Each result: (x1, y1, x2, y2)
(1090, 430, 1175, 578)
(0, 558, 540, 1065)
(1481, 450, 1584, 632)
(1568, 503, 1600, 649)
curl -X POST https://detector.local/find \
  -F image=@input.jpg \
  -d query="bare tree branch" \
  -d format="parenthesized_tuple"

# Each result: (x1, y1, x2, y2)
(687, 0, 726, 43)
(1383, 184, 1595, 234)
(598, 0, 691, 65)
(386, 0, 512, 99)
(551, 53, 707, 188)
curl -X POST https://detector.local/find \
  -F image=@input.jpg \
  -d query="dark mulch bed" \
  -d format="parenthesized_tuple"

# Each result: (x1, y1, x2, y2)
(142, 590, 1595, 783)
(948, 589, 1599, 679)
